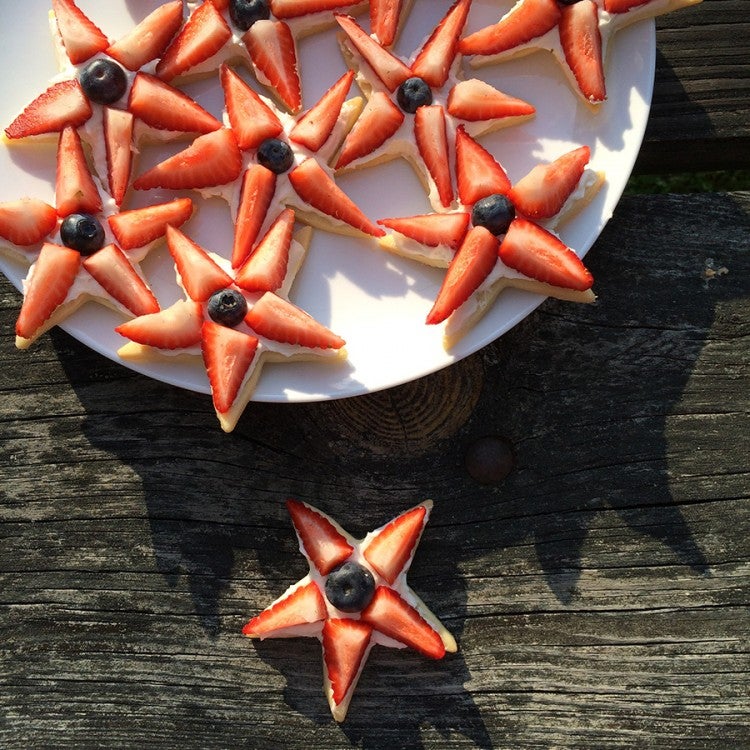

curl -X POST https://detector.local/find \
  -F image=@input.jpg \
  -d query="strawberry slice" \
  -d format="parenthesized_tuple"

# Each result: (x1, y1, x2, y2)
(289, 70, 355, 153)
(288, 158, 385, 238)
(5, 80, 92, 139)
(459, 0, 561, 56)
(220, 64, 283, 151)
(455, 125, 511, 207)
(510, 145, 591, 219)
(0, 199, 58, 247)
(334, 91, 404, 170)
(242, 20, 302, 113)
(232, 166, 277, 269)
(108, 197, 194, 251)
(106, 1, 184, 71)
(103, 108, 134, 207)
(209, 0, 230, 9)
(115, 299, 204, 349)
(361, 587, 446, 659)
(335, 14, 412, 92)
(133, 128, 243, 191)
(410, 0, 471, 89)
(165, 225, 234, 302)
(370, 0, 403, 46)
(322, 619, 373, 707)
(559, 0, 605, 103)
(245, 292, 346, 350)
(447, 79, 536, 122)
(82, 244, 159, 317)
(201, 321, 259, 414)
(271, 0, 360, 17)
(414, 105, 453, 209)
(51, 0, 109, 65)
(243, 581, 327, 638)
(156, 1, 232, 82)
(378, 212, 469, 250)
(498, 218, 593, 290)
(426, 225, 498, 324)
(128, 73, 222, 134)
(15, 243, 81, 341)
(604, 0, 651, 12)
(363, 504, 428, 584)
(285, 499, 354, 575)
(55, 126, 102, 217)
(235, 208, 295, 293)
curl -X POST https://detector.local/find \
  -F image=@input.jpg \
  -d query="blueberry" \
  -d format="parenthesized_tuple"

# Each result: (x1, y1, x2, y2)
(207, 288, 248, 328)
(229, 0, 271, 31)
(396, 77, 433, 114)
(324, 561, 376, 613)
(78, 59, 128, 105)
(59, 213, 105, 255)
(257, 138, 294, 174)
(471, 194, 516, 236)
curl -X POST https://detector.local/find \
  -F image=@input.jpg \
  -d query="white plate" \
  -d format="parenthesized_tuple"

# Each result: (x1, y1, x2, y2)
(0, 0, 654, 403)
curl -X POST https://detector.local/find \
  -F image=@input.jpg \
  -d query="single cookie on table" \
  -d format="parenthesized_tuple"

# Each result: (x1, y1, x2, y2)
(377, 127, 605, 348)
(332, 0, 537, 213)
(460, 0, 704, 106)
(243, 499, 456, 722)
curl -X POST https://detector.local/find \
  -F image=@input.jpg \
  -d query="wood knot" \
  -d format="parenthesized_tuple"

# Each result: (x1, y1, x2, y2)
(464, 435, 516, 484)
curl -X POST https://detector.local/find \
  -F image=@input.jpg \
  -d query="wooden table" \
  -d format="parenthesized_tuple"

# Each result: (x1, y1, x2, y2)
(1, 3, 747, 748)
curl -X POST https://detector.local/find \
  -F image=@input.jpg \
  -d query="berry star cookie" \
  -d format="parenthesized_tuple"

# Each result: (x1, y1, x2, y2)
(460, 0, 704, 105)
(332, 0, 536, 212)
(116, 218, 345, 432)
(378, 127, 604, 347)
(243, 500, 456, 722)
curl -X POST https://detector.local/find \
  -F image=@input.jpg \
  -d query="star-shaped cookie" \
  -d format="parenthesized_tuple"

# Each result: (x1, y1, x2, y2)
(243, 499, 456, 722)
(460, 0, 703, 105)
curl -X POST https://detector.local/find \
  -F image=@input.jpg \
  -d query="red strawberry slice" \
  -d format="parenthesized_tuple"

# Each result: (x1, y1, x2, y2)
(361, 587, 446, 659)
(455, 125, 511, 207)
(235, 208, 295, 293)
(510, 145, 591, 219)
(285, 499, 354, 575)
(51, 0, 109, 65)
(370, 0, 403, 46)
(15, 243, 81, 341)
(604, 0, 651, 12)
(103, 108, 134, 206)
(201, 321, 259, 415)
(271, 0, 361, 16)
(335, 14, 412, 92)
(410, 0, 471, 89)
(115, 298, 204, 349)
(447, 79, 536, 122)
(363, 504, 428, 584)
(156, 1, 232, 82)
(108, 197, 194, 251)
(165, 225, 234, 302)
(414, 105, 453, 209)
(459, 0, 561, 56)
(426, 225, 498, 324)
(55, 126, 102, 217)
(288, 158, 385, 238)
(334, 91, 404, 170)
(498, 218, 593, 290)
(128, 72, 222, 134)
(378, 212, 469, 250)
(245, 292, 346, 350)
(106, 1, 184, 71)
(82, 244, 159, 317)
(322, 619, 373, 707)
(232, 166, 277, 269)
(289, 70, 355, 153)
(4, 80, 92, 140)
(220, 64, 283, 152)
(242, 20, 302, 113)
(133, 128, 242, 191)
(559, 0, 605, 103)
(243, 581, 328, 638)
(209, 0, 230, 9)
(0, 199, 58, 247)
